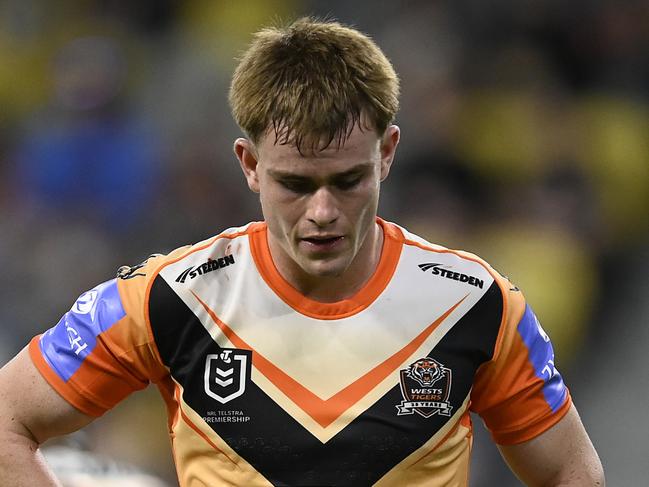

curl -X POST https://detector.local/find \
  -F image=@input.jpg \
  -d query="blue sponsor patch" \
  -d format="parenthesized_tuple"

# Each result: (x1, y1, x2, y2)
(516, 305, 567, 412)
(39, 279, 126, 382)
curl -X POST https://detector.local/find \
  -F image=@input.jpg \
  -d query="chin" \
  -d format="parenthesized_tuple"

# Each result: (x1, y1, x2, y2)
(301, 258, 349, 278)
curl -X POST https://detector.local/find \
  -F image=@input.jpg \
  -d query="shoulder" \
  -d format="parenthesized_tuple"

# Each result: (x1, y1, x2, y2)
(117, 222, 258, 287)
(389, 220, 517, 295)
(386, 220, 525, 351)
(117, 223, 258, 313)
(389, 220, 527, 350)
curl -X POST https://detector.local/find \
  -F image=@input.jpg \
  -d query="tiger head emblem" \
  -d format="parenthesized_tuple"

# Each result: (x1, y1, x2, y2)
(407, 358, 445, 387)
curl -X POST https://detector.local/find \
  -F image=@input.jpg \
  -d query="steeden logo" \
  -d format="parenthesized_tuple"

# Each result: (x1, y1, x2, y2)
(419, 263, 484, 289)
(176, 254, 235, 283)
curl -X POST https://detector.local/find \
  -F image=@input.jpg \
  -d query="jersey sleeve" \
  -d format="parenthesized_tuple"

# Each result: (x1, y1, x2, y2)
(470, 276, 572, 445)
(28, 256, 168, 417)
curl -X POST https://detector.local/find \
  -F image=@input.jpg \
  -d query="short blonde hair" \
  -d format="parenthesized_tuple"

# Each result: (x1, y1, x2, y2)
(229, 17, 400, 153)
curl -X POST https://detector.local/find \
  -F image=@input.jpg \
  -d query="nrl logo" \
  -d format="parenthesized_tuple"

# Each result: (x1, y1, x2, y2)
(204, 349, 251, 404)
(396, 357, 453, 418)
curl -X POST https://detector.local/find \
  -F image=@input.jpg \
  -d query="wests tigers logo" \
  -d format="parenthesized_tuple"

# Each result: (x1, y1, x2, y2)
(397, 357, 453, 418)
(407, 358, 445, 387)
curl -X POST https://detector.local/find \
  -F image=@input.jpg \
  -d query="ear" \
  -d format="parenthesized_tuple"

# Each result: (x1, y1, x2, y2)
(234, 138, 260, 193)
(379, 125, 400, 181)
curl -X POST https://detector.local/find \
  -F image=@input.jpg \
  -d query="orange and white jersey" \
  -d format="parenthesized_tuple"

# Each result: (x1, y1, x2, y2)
(29, 218, 571, 486)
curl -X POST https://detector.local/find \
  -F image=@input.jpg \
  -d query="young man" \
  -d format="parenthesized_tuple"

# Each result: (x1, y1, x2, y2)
(0, 18, 603, 486)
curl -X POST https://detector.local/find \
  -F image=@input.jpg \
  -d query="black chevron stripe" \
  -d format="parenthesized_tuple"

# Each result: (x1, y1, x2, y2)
(149, 276, 502, 486)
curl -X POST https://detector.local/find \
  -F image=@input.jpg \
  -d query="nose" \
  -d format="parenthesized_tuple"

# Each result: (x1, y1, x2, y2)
(306, 187, 339, 227)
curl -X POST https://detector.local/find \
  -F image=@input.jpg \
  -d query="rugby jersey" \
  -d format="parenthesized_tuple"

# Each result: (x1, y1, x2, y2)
(29, 218, 571, 486)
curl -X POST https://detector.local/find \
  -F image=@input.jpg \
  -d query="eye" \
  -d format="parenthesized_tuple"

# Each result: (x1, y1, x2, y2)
(335, 175, 363, 191)
(280, 179, 314, 194)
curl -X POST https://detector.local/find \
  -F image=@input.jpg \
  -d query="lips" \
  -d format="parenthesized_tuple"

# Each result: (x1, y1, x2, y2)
(300, 235, 345, 252)
(303, 236, 341, 243)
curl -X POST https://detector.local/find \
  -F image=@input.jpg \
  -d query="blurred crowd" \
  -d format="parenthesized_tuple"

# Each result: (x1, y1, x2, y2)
(0, 0, 647, 485)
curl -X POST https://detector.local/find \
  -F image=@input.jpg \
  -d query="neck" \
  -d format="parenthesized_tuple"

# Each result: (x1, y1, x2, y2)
(271, 222, 384, 303)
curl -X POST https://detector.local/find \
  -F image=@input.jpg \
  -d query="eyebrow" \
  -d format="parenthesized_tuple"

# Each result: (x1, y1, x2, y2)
(268, 163, 374, 182)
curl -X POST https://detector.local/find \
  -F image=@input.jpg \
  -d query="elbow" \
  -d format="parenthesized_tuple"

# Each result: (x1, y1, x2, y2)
(590, 463, 605, 487)
(547, 460, 605, 487)
(580, 451, 605, 487)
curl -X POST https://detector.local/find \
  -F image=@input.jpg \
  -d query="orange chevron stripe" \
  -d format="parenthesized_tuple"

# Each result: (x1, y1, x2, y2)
(192, 291, 468, 428)
(173, 383, 239, 465)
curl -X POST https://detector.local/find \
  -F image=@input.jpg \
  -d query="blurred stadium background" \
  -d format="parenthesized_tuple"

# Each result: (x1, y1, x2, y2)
(0, 0, 647, 485)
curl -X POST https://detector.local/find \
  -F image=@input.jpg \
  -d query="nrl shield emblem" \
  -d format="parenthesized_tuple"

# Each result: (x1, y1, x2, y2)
(204, 349, 251, 404)
(396, 357, 453, 418)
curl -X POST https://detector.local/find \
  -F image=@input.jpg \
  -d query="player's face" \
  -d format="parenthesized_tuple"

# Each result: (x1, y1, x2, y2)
(235, 124, 400, 287)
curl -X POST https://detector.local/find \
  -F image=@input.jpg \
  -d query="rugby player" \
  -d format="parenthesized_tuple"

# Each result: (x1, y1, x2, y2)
(0, 17, 604, 486)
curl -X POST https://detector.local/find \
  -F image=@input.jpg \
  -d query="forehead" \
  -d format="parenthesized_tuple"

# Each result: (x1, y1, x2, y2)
(256, 125, 382, 175)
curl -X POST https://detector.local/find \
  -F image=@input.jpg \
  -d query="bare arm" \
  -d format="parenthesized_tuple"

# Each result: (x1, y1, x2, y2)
(0, 347, 96, 486)
(498, 404, 604, 487)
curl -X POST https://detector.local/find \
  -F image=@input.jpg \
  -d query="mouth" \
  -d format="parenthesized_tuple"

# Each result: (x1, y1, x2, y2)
(300, 235, 345, 252)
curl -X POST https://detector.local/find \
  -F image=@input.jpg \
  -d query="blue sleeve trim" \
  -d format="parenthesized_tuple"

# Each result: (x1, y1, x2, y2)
(38, 279, 126, 382)
(516, 304, 567, 412)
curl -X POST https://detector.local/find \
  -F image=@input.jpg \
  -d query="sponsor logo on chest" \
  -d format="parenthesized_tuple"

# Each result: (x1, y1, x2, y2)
(397, 357, 453, 418)
(419, 263, 484, 289)
(202, 348, 252, 424)
(204, 348, 251, 403)
(176, 254, 235, 283)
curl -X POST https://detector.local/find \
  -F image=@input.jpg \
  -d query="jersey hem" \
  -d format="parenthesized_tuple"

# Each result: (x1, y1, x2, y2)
(492, 392, 572, 445)
(28, 336, 106, 417)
